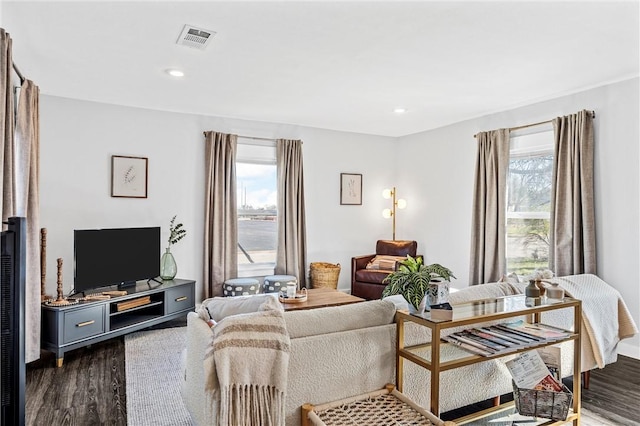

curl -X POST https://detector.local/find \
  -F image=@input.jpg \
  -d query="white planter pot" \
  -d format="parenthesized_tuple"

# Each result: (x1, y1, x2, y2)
(407, 295, 429, 315)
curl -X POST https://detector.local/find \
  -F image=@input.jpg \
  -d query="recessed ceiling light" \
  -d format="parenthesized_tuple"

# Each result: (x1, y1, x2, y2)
(166, 69, 185, 78)
(393, 107, 407, 114)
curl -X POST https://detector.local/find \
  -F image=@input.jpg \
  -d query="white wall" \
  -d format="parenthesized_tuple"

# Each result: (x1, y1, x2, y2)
(39, 96, 396, 300)
(40, 79, 639, 357)
(397, 78, 640, 358)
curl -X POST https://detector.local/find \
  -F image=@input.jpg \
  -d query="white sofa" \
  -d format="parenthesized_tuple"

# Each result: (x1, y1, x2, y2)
(181, 276, 633, 425)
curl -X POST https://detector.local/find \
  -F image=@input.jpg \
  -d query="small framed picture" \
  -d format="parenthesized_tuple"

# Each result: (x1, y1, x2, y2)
(340, 173, 362, 205)
(111, 155, 148, 198)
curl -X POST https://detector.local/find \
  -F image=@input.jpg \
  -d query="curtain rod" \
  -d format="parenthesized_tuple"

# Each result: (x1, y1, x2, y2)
(237, 135, 277, 142)
(12, 62, 25, 83)
(473, 110, 596, 138)
(201, 132, 276, 142)
(202, 133, 303, 144)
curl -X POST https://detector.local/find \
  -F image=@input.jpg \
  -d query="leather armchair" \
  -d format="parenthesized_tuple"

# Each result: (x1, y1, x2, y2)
(351, 240, 419, 300)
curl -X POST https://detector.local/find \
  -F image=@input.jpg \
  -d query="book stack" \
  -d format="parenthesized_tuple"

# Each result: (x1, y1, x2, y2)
(442, 320, 571, 357)
(116, 296, 151, 312)
(430, 303, 453, 321)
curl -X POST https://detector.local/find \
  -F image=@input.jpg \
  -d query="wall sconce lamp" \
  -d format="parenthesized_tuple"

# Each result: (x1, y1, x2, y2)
(382, 187, 406, 240)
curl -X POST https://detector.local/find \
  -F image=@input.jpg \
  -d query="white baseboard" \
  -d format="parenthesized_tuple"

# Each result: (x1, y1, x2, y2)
(617, 340, 640, 360)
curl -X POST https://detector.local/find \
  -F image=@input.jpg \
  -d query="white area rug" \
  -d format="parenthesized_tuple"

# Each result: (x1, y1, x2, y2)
(125, 327, 615, 426)
(125, 327, 195, 426)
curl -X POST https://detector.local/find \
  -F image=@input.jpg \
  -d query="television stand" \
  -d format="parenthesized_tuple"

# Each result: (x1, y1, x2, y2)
(41, 278, 195, 367)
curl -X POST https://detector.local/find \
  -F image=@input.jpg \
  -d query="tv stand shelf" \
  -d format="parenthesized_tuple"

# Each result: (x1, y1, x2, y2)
(41, 278, 195, 367)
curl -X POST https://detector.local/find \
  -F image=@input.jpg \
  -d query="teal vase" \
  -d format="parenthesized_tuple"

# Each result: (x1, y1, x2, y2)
(160, 248, 177, 280)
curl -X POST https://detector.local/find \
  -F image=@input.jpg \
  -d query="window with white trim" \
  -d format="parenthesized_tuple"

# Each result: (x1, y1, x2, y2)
(236, 139, 277, 277)
(506, 128, 553, 275)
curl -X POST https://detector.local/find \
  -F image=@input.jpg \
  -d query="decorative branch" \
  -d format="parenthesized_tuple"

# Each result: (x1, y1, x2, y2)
(168, 215, 187, 248)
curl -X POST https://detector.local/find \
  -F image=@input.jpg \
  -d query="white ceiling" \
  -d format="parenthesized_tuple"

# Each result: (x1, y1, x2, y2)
(3, 1, 638, 137)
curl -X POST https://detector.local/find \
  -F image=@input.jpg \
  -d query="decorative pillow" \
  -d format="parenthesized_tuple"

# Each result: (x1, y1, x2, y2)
(366, 255, 407, 271)
(199, 293, 279, 322)
(499, 272, 521, 284)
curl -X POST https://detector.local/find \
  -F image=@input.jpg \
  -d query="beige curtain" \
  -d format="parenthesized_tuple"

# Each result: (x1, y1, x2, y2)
(275, 139, 307, 287)
(469, 129, 510, 285)
(204, 131, 238, 298)
(15, 79, 41, 362)
(1, 28, 15, 223)
(550, 110, 596, 276)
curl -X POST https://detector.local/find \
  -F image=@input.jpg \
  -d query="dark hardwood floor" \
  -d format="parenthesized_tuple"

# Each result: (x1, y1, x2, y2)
(577, 354, 640, 424)
(27, 331, 639, 426)
(26, 338, 127, 426)
(26, 318, 186, 426)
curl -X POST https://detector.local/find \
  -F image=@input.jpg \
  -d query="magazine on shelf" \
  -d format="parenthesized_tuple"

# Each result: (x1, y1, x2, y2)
(506, 351, 563, 391)
(444, 332, 518, 356)
(467, 328, 521, 348)
(502, 320, 571, 341)
(458, 330, 512, 352)
(441, 335, 494, 356)
(478, 326, 533, 346)
(442, 320, 571, 358)
(493, 324, 546, 342)
(538, 346, 562, 381)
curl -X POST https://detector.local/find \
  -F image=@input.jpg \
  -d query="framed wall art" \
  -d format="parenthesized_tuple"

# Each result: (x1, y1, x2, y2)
(111, 155, 148, 198)
(340, 173, 362, 205)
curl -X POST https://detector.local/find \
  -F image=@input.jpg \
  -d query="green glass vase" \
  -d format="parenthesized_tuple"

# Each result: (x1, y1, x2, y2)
(160, 248, 177, 280)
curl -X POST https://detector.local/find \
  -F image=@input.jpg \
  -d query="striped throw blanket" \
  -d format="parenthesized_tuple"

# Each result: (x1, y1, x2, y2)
(204, 304, 290, 426)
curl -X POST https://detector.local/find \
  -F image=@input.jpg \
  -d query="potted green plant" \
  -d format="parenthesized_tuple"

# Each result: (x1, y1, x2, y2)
(381, 255, 456, 314)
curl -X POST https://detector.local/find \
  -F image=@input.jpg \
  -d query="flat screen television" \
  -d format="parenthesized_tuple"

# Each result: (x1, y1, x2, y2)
(74, 226, 161, 294)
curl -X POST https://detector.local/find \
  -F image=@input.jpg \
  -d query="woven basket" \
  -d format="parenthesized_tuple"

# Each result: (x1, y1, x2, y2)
(512, 381, 572, 421)
(309, 262, 341, 289)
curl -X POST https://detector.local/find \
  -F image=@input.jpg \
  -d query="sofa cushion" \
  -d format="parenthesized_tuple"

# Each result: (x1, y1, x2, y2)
(284, 299, 396, 339)
(200, 293, 279, 322)
(355, 269, 392, 284)
(448, 281, 521, 304)
(376, 240, 417, 257)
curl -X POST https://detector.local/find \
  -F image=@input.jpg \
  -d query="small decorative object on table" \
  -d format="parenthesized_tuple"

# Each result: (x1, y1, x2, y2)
(525, 280, 541, 307)
(546, 282, 565, 301)
(526, 269, 555, 298)
(278, 287, 308, 303)
(40, 228, 53, 302)
(45, 258, 77, 306)
(161, 215, 186, 280)
(429, 302, 453, 321)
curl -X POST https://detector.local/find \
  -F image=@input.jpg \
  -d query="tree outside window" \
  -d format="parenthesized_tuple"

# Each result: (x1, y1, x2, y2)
(506, 131, 553, 276)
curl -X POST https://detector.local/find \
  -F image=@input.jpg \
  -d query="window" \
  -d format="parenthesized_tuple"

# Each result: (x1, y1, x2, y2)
(506, 129, 553, 276)
(236, 139, 277, 277)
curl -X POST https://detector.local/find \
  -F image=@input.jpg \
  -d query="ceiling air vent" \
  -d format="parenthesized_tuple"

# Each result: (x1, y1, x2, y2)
(176, 24, 216, 50)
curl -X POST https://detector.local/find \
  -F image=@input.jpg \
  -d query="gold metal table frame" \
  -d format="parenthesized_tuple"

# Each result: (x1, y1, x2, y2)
(395, 295, 582, 425)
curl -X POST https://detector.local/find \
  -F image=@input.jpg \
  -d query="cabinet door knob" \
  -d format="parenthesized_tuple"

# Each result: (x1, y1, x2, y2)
(175, 296, 188, 302)
(76, 320, 95, 327)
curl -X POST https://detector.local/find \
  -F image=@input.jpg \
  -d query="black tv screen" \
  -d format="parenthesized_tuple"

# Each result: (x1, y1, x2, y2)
(74, 227, 161, 293)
